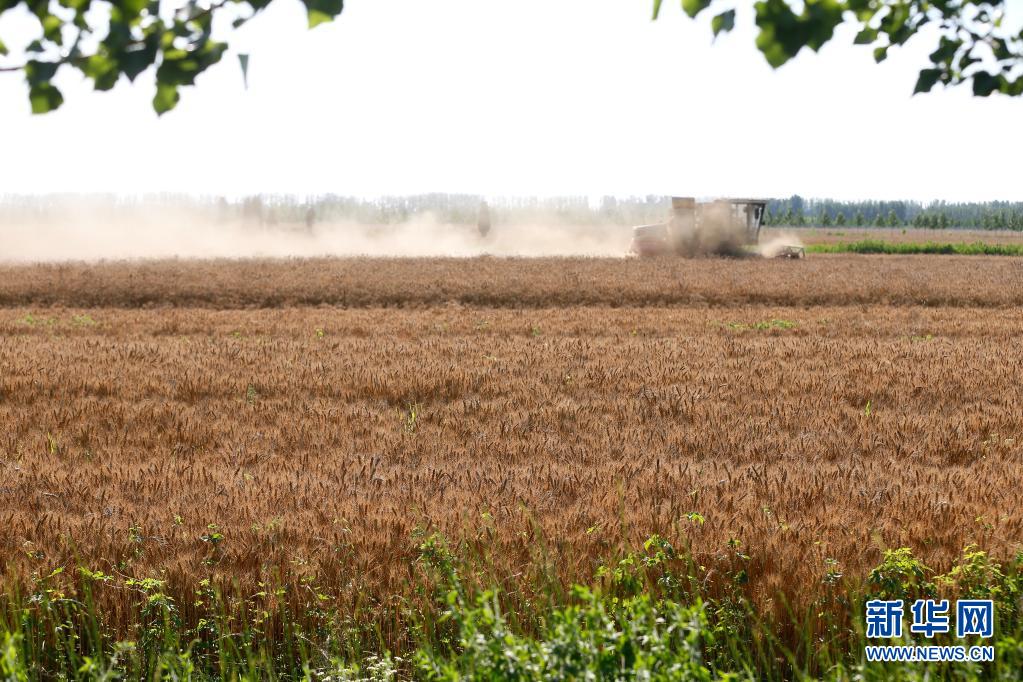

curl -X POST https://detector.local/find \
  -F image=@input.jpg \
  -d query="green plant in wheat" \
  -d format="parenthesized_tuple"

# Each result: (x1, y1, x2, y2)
(200, 523, 225, 566)
(19, 313, 57, 327)
(726, 319, 797, 332)
(414, 531, 717, 680)
(403, 402, 423, 434)
(937, 545, 1023, 631)
(866, 547, 936, 601)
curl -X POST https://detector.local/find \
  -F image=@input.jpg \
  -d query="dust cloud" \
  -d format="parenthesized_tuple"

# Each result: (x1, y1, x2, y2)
(755, 232, 806, 258)
(685, 201, 749, 257)
(0, 205, 633, 263)
(0, 198, 798, 263)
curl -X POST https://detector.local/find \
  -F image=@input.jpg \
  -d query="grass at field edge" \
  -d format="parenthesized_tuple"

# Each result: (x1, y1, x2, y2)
(3, 534, 1022, 681)
(805, 240, 1023, 256)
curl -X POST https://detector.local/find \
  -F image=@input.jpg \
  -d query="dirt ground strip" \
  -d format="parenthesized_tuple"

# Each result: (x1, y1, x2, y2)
(1, 254, 1022, 308)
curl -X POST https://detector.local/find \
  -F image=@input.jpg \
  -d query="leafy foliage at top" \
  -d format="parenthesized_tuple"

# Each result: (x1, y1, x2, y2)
(2, 0, 1021, 116)
(654, 0, 1023, 97)
(0, 0, 344, 114)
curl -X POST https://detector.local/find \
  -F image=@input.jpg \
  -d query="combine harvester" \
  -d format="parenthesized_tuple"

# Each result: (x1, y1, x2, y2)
(630, 197, 804, 258)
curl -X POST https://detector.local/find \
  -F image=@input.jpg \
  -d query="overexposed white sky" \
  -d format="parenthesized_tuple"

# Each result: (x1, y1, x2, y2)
(1, 0, 1021, 201)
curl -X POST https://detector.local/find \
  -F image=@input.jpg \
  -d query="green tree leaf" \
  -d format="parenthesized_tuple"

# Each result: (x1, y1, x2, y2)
(853, 27, 877, 45)
(238, 53, 250, 89)
(82, 53, 120, 91)
(25, 60, 59, 86)
(41, 13, 63, 44)
(29, 82, 63, 114)
(913, 68, 941, 94)
(120, 42, 160, 82)
(120, 0, 147, 19)
(681, 0, 712, 20)
(303, 0, 343, 28)
(754, 0, 804, 67)
(153, 82, 180, 114)
(972, 71, 1000, 97)
(756, 32, 792, 68)
(711, 10, 736, 37)
(929, 36, 960, 65)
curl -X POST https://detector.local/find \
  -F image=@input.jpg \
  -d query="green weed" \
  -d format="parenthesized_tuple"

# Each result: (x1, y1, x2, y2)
(726, 319, 798, 332)
(865, 547, 936, 601)
(404, 402, 422, 434)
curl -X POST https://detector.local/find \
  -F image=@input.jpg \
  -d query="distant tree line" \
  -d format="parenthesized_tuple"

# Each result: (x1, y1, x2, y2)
(306, 194, 671, 226)
(2, 194, 1022, 231)
(0, 194, 671, 227)
(765, 196, 1023, 230)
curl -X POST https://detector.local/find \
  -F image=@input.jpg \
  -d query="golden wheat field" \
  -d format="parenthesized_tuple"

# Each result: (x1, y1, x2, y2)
(1, 255, 1022, 648)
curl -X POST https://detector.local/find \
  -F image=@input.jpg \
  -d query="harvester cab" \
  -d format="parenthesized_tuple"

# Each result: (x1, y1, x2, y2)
(731, 198, 767, 245)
